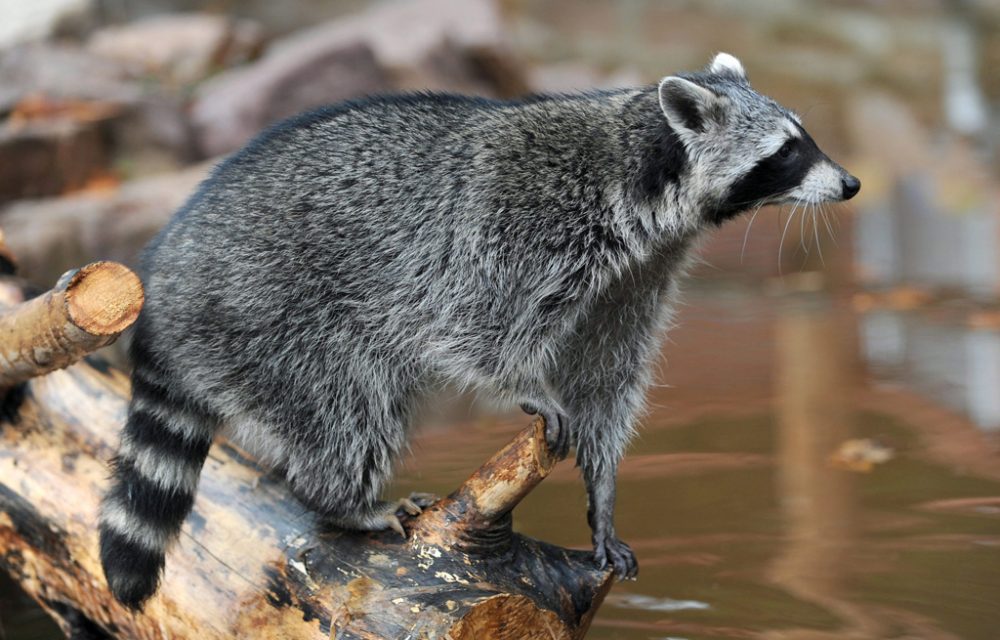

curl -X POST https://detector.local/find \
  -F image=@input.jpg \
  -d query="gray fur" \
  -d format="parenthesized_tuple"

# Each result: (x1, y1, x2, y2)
(98, 53, 858, 607)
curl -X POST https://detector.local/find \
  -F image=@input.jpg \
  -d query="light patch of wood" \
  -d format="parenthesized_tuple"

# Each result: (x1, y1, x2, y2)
(450, 594, 570, 640)
(453, 419, 555, 521)
(64, 261, 144, 335)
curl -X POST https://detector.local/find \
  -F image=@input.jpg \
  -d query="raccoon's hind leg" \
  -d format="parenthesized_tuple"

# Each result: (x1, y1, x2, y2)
(282, 376, 432, 536)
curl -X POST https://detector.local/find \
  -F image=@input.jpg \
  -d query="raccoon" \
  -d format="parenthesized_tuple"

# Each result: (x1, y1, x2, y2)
(99, 52, 858, 608)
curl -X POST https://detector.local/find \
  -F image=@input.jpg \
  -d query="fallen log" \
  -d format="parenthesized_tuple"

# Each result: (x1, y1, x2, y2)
(0, 256, 612, 637)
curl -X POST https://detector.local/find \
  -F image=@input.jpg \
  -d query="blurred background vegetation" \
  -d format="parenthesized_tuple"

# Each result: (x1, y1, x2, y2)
(1, 1, 998, 638)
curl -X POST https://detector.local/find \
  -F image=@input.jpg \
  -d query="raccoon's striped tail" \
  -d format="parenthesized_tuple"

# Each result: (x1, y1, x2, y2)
(98, 341, 217, 610)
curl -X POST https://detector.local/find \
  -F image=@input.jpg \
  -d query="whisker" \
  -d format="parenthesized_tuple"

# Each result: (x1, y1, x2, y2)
(812, 202, 825, 266)
(798, 198, 809, 256)
(778, 199, 801, 274)
(740, 202, 765, 264)
(820, 205, 838, 247)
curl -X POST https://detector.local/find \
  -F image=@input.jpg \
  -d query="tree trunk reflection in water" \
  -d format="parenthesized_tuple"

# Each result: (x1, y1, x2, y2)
(769, 299, 886, 639)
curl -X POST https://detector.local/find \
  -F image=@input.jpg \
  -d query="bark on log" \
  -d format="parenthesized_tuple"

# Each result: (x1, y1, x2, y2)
(0, 265, 612, 638)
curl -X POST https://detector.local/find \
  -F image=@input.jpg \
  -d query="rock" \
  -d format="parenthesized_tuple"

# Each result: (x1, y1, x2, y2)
(0, 163, 211, 286)
(191, 0, 528, 156)
(0, 107, 118, 205)
(529, 64, 643, 93)
(192, 41, 389, 157)
(327, 0, 527, 96)
(87, 13, 264, 86)
(0, 43, 140, 115)
(306, 0, 528, 96)
(110, 93, 200, 170)
(0, 41, 203, 177)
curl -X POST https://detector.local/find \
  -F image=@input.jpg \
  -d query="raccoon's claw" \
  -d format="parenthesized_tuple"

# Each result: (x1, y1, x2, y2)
(393, 491, 439, 517)
(593, 533, 638, 581)
(406, 492, 440, 510)
(362, 495, 438, 539)
(384, 513, 406, 537)
(520, 402, 571, 460)
(396, 498, 422, 516)
(358, 502, 409, 538)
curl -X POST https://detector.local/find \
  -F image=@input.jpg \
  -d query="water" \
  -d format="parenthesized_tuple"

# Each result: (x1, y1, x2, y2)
(389, 290, 1000, 639)
(3, 0, 999, 637)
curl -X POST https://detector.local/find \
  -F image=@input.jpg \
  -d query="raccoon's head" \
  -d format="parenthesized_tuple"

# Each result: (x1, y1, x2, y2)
(657, 53, 860, 226)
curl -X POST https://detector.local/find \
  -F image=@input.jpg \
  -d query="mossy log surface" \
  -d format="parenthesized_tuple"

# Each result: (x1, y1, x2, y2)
(0, 264, 612, 639)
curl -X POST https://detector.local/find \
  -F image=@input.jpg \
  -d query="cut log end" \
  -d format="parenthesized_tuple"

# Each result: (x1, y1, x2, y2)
(0, 261, 144, 388)
(64, 261, 144, 336)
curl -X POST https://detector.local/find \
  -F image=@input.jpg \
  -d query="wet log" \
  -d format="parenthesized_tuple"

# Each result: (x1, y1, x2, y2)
(0, 263, 612, 637)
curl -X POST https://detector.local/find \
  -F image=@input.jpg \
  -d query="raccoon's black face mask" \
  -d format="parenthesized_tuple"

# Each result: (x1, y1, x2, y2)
(656, 53, 860, 226)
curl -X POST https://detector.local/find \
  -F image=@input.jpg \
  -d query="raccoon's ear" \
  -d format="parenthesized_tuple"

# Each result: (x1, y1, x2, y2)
(708, 52, 747, 81)
(658, 76, 727, 136)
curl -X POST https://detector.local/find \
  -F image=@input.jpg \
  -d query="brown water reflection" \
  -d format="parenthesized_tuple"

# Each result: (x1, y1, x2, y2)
(391, 289, 1000, 639)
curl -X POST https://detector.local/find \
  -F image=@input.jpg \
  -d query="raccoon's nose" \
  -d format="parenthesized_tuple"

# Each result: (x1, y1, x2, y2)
(841, 175, 861, 200)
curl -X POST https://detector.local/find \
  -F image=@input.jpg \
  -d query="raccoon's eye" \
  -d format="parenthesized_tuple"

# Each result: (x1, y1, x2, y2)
(778, 139, 796, 158)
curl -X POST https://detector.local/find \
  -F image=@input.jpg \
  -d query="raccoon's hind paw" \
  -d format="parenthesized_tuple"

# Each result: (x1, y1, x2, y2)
(354, 501, 410, 537)
(402, 492, 439, 511)
(348, 493, 441, 538)
(380, 511, 407, 537)
(392, 492, 439, 519)
(520, 402, 571, 459)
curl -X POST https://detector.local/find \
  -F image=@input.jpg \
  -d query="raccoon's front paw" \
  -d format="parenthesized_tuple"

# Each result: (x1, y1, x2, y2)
(593, 531, 638, 580)
(520, 402, 571, 459)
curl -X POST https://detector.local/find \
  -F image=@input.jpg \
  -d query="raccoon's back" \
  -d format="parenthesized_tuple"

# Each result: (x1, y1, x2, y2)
(153, 95, 496, 261)
(136, 97, 500, 398)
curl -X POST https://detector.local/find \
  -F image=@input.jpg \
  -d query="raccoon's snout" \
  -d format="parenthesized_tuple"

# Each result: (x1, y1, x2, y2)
(841, 175, 861, 200)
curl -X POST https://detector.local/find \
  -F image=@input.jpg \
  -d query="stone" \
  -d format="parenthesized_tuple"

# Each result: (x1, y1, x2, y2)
(0, 163, 211, 286)
(529, 64, 643, 93)
(0, 111, 117, 205)
(191, 0, 528, 156)
(87, 13, 264, 86)
(0, 41, 204, 177)
(0, 43, 139, 114)
(191, 41, 389, 157)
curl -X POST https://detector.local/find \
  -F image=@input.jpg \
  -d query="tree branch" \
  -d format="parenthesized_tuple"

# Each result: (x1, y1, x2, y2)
(0, 261, 142, 387)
